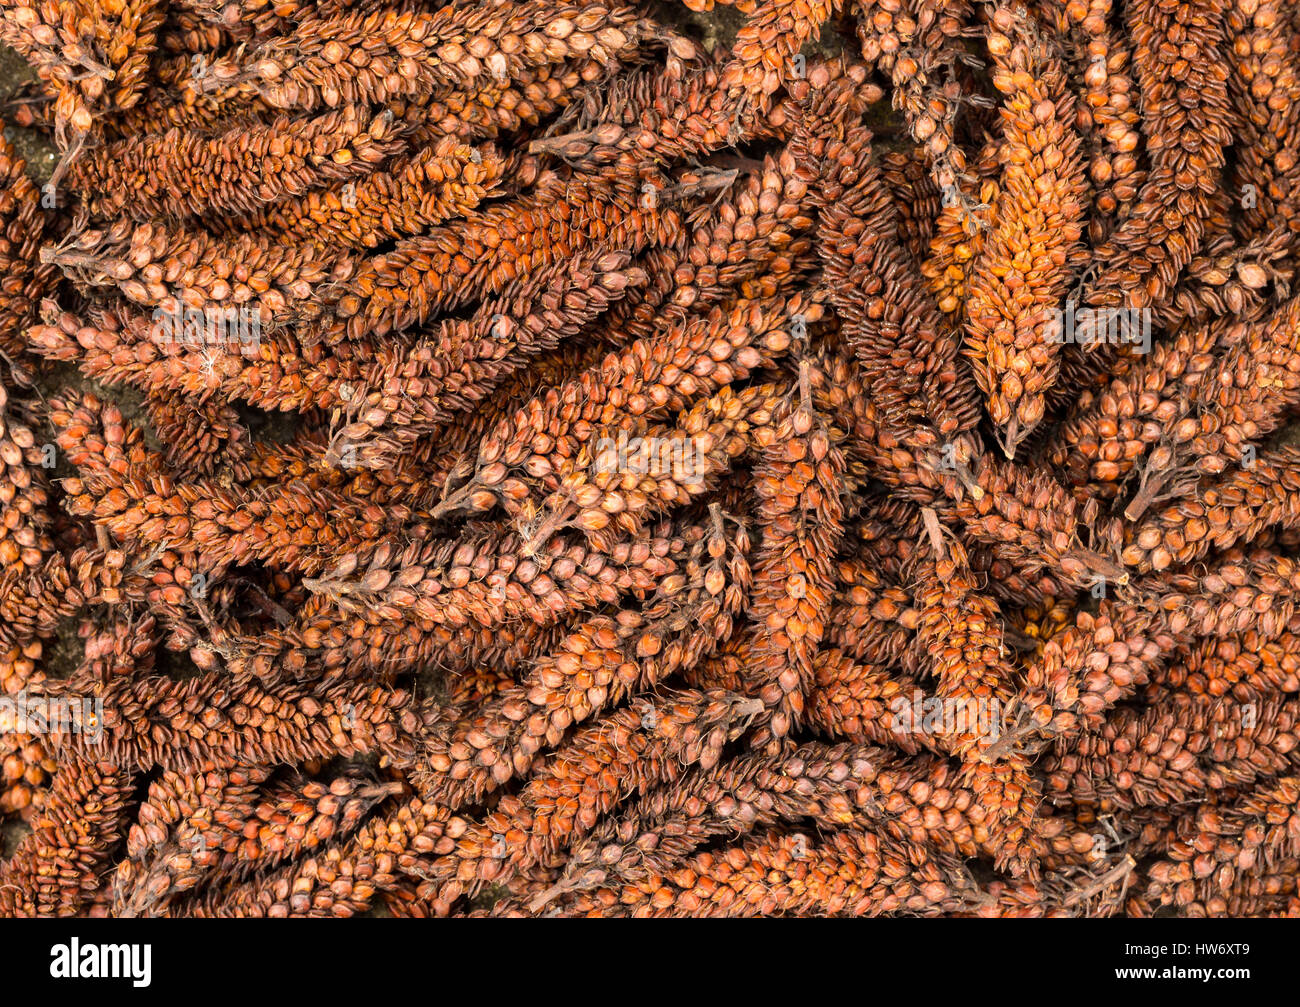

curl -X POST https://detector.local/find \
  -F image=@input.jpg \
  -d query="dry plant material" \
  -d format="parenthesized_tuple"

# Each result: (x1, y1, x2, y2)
(183, 1, 650, 114)
(0, 755, 134, 916)
(0, 119, 55, 358)
(226, 137, 507, 249)
(69, 106, 410, 220)
(1082, 0, 1232, 316)
(741, 366, 844, 748)
(962, 2, 1086, 455)
(0, 642, 55, 820)
(503, 827, 981, 917)
(4, 0, 1300, 920)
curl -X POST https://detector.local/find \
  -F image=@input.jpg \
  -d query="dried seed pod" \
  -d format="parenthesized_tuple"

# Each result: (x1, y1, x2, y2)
(528, 381, 785, 550)
(853, 0, 913, 72)
(1226, 0, 1300, 245)
(963, 3, 1087, 454)
(963, 756, 1045, 879)
(178, 795, 454, 918)
(514, 689, 761, 867)
(45, 214, 355, 322)
(35, 670, 417, 773)
(69, 106, 410, 220)
(909, 530, 1017, 755)
(866, 0, 974, 198)
(804, 114, 975, 440)
(0, 118, 55, 359)
(30, 299, 388, 414)
(1021, 550, 1300, 746)
(410, 688, 762, 913)
(823, 554, 919, 669)
(113, 765, 271, 916)
(1047, 313, 1230, 497)
(142, 390, 250, 479)
(743, 365, 845, 748)
(0, 0, 128, 147)
(331, 247, 646, 467)
(0, 755, 134, 917)
(802, 347, 1119, 592)
(1043, 693, 1300, 808)
(518, 828, 981, 917)
(116, 766, 400, 916)
(904, 516, 1044, 876)
(321, 168, 675, 340)
(530, 52, 882, 168)
(1043, 0, 1144, 237)
(226, 137, 506, 249)
(102, 0, 168, 113)
(804, 647, 935, 753)
(202, 689, 756, 918)
(723, 0, 840, 113)
(0, 728, 55, 820)
(554, 742, 899, 893)
(433, 296, 806, 522)
(1183, 865, 1300, 918)
(390, 60, 609, 147)
(1144, 775, 1300, 911)
(663, 143, 823, 312)
(1050, 292, 1300, 515)
(945, 451, 1126, 589)
(921, 161, 998, 319)
(1082, 0, 1231, 315)
(1145, 621, 1300, 700)
(256, 515, 733, 686)
(184, 0, 370, 42)
(970, 857, 1137, 917)
(107, 46, 569, 139)
(553, 740, 1094, 897)
(1123, 295, 1300, 519)
(186, 2, 650, 114)
(1123, 445, 1300, 573)
(0, 641, 55, 820)
(50, 389, 409, 576)
(881, 147, 942, 269)
(0, 381, 70, 646)
(412, 512, 750, 807)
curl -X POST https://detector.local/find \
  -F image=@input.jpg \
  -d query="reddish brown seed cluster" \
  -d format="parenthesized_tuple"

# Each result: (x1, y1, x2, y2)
(3, 0, 1300, 919)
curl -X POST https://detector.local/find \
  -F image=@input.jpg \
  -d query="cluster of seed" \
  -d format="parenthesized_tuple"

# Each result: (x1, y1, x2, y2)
(2, 0, 1300, 920)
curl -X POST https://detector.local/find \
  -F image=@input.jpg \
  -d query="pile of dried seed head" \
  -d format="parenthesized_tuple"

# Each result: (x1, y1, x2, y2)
(1, 0, 1299, 918)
